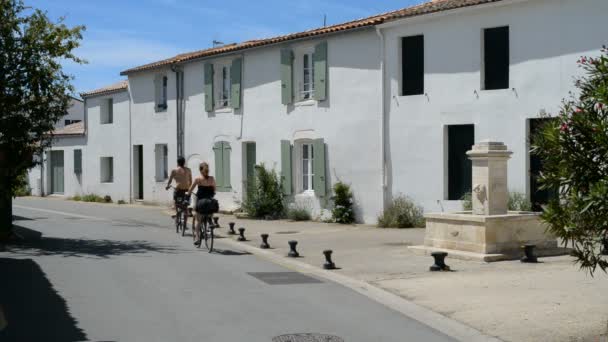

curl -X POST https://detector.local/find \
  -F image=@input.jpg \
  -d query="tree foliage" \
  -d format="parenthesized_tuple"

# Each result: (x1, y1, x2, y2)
(242, 164, 285, 219)
(331, 182, 356, 224)
(532, 46, 608, 274)
(0, 0, 84, 235)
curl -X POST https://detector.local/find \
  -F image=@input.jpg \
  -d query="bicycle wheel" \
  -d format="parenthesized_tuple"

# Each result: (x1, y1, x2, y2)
(175, 209, 181, 234)
(181, 209, 187, 237)
(204, 217, 214, 253)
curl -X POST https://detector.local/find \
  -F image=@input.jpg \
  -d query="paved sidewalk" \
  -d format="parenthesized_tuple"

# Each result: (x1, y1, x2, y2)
(212, 215, 608, 342)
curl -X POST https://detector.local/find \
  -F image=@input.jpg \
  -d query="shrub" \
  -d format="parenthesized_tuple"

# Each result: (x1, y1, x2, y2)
(103, 195, 112, 203)
(287, 205, 311, 221)
(117, 200, 126, 205)
(12, 171, 30, 197)
(461, 191, 532, 212)
(242, 163, 285, 219)
(71, 195, 82, 201)
(377, 195, 425, 228)
(80, 194, 105, 203)
(331, 182, 356, 224)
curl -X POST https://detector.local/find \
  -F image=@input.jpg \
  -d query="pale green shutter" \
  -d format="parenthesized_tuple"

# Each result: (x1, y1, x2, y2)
(231, 58, 242, 109)
(313, 41, 328, 101)
(222, 142, 231, 191)
(154, 74, 161, 112)
(313, 138, 326, 197)
(204, 63, 214, 112)
(213, 142, 223, 189)
(280, 49, 294, 105)
(280, 140, 292, 195)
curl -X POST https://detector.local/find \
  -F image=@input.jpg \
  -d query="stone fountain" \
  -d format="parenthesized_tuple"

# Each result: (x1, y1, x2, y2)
(410, 140, 567, 262)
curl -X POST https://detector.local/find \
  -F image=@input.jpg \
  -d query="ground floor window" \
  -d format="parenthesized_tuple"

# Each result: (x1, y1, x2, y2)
(300, 143, 314, 193)
(100, 157, 114, 183)
(447, 125, 474, 200)
(155, 144, 168, 181)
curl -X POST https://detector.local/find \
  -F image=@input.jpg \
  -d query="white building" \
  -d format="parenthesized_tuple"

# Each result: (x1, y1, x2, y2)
(41, 0, 608, 223)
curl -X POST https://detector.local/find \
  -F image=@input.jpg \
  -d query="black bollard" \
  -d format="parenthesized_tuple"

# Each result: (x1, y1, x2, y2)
(237, 227, 246, 241)
(288, 240, 299, 257)
(521, 244, 538, 263)
(430, 252, 450, 271)
(213, 216, 220, 228)
(323, 250, 336, 270)
(601, 238, 608, 256)
(228, 222, 236, 235)
(260, 234, 270, 249)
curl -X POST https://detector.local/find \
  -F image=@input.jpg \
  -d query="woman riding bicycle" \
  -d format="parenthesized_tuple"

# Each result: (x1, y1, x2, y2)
(187, 162, 218, 246)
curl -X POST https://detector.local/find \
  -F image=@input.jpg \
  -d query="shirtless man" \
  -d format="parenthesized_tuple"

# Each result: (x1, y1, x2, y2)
(166, 156, 192, 225)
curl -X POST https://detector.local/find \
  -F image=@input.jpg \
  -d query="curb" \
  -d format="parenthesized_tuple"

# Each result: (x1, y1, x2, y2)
(217, 234, 502, 342)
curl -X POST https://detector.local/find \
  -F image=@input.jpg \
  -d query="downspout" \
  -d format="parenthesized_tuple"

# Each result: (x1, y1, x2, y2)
(375, 27, 388, 211)
(127, 85, 133, 203)
(172, 65, 185, 157)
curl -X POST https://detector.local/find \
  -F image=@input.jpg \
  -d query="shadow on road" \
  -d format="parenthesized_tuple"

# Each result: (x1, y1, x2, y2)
(212, 248, 252, 256)
(6, 234, 183, 259)
(0, 258, 88, 342)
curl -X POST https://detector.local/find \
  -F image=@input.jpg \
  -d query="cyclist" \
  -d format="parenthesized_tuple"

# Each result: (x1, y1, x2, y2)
(187, 162, 217, 246)
(165, 156, 192, 228)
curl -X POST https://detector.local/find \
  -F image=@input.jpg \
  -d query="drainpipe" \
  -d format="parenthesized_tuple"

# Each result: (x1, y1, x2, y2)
(375, 27, 388, 211)
(171, 65, 185, 157)
(127, 84, 133, 203)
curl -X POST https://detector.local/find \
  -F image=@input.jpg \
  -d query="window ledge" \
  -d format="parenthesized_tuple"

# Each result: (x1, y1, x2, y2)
(296, 191, 315, 198)
(213, 107, 234, 114)
(294, 99, 316, 107)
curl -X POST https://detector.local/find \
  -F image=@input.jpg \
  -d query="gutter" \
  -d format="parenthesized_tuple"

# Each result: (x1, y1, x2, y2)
(376, 27, 387, 211)
(128, 82, 133, 203)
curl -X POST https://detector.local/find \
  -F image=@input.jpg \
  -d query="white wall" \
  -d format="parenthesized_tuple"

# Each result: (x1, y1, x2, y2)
(382, 0, 608, 213)
(183, 29, 383, 222)
(54, 98, 85, 129)
(83, 90, 131, 202)
(40, 136, 86, 197)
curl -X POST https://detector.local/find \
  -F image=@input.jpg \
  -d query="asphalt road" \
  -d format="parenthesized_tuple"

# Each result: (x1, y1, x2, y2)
(1, 197, 454, 342)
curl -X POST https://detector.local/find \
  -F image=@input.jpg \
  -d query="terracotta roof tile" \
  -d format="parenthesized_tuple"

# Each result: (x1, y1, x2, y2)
(81, 80, 128, 98)
(120, 0, 504, 75)
(53, 121, 85, 136)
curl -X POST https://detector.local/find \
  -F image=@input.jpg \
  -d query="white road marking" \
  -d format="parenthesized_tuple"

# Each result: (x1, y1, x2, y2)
(13, 205, 105, 221)
(0, 304, 7, 331)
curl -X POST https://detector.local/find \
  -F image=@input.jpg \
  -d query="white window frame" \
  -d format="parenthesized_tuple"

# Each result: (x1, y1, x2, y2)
(155, 144, 168, 181)
(294, 46, 316, 102)
(214, 61, 232, 109)
(294, 140, 314, 195)
(100, 157, 114, 183)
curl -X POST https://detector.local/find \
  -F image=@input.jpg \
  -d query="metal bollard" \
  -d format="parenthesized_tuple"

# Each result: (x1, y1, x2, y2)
(521, 244, 538, 263)
(323, 250, 336, 270)
(430, 252, 450, 271)
(260, 234, 270, 249)
(228, 222, 236, 235)
(287, 240, 299, 257)
(237, 227, 246, 241)
(213, 216, 220, 228)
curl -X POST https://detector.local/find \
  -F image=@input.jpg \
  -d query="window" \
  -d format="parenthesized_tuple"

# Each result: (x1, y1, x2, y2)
(447, 125, 474, 200)
(155, 144, 168, 181)
(73, 149, 82, 175)
(155, 74, 168, 112)
(401, 35, 424, 96)
(65, 119, 81, 126)
(100, 98, 113, 124)
(100, 157, 114, 183)
(213, 141, 231, 191)
(483, 26, 509, 90)
(301, 143, 314, 192)
(301, 53, 315, 100)
(217, 65, 231, 108)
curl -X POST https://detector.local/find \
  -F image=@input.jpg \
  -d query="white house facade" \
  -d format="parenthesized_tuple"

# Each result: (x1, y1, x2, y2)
(37, 0, 608, 223)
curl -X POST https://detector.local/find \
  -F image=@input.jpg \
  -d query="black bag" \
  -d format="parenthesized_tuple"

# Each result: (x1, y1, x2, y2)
(196, 198, 219, 214)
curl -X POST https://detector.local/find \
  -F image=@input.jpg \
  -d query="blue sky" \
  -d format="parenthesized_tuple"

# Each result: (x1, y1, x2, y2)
(28, 0, 425, 94)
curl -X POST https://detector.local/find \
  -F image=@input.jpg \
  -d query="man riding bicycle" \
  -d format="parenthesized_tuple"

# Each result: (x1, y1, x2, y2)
(166, 156, 192, 228)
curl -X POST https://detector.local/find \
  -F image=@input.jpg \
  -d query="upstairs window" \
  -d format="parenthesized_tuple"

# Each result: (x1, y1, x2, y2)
(401, 35, 424, 96)
(217, 65, 231, 108)
(65, 119, 81, 126)
(100, 98, 113, 124)
(301, 53, 315, 100)
(483, 26, 510, 90)
(155, 74, 168, 112)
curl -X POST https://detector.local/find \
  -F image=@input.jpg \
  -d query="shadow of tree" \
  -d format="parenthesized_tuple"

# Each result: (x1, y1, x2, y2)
(211, 248, 252, 256)
(0, 258, 88, 342)
(6, 236, 183, 259)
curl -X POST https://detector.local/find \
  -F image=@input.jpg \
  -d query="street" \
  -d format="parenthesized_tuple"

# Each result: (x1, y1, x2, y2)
(1, 197, 454, 342)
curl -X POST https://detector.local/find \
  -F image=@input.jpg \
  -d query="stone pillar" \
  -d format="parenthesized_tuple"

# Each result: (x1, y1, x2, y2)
(466, 141, 512, 216)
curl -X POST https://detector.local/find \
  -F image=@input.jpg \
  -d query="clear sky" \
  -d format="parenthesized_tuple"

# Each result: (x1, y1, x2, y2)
(28, 0, 425, 94)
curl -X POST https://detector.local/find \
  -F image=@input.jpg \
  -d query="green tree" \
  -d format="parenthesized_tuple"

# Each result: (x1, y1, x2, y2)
(0, 0, 84, 239)
(532, 46, 608, 274)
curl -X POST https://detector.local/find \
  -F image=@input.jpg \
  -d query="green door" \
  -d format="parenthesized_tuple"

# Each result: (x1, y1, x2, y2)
(244, 142, 256, 198)
(50, 150, 64, 194)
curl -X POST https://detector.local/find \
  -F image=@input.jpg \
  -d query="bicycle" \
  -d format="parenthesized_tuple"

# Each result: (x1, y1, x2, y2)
(197, 213, 214, 252)
(170, 186, 189, 237)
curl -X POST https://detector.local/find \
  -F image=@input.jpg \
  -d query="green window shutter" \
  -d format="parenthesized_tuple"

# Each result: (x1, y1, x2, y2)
(222, 142, 231, 191)
(231, 58, 242, 109)
(213, 142, 224, 189)
(154, 74, 161, 112)
(73, 149, 82, 174)
(280, 140, 292, 195)
(204, 63, 214, 112)
(313, 41, 328, 101)
(313, 138, 326, 197)
(280, 49, 294, 105)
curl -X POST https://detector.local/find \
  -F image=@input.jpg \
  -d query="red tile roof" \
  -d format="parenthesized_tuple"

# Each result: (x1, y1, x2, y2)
(120, 0, 504, 75)
(81, 80, 128, 98)
(53, 121, 85, 136)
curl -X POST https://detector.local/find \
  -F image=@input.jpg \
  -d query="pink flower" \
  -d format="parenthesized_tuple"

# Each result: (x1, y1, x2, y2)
(561, 123, 569, 132)
(575, 107, 583, 113)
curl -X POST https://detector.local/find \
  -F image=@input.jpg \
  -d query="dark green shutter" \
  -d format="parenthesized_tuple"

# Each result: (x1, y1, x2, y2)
(280, 49, 294, 105)
(73, 149, 82, 174)
(280, 140, 292, 195)
(204, 63, 214, 112)
(313, 138, 326, 197)
(313, 41, 328, 101)
(222, 142, 231, 191)
(231, 58, 242, 109)
(213, 142, 223, 189)
(154, 74, 161, 112)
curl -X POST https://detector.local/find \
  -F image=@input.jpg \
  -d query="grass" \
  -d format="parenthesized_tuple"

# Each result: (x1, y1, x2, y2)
(287, 206, 312, 221)
(70, 194, 108, 203)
